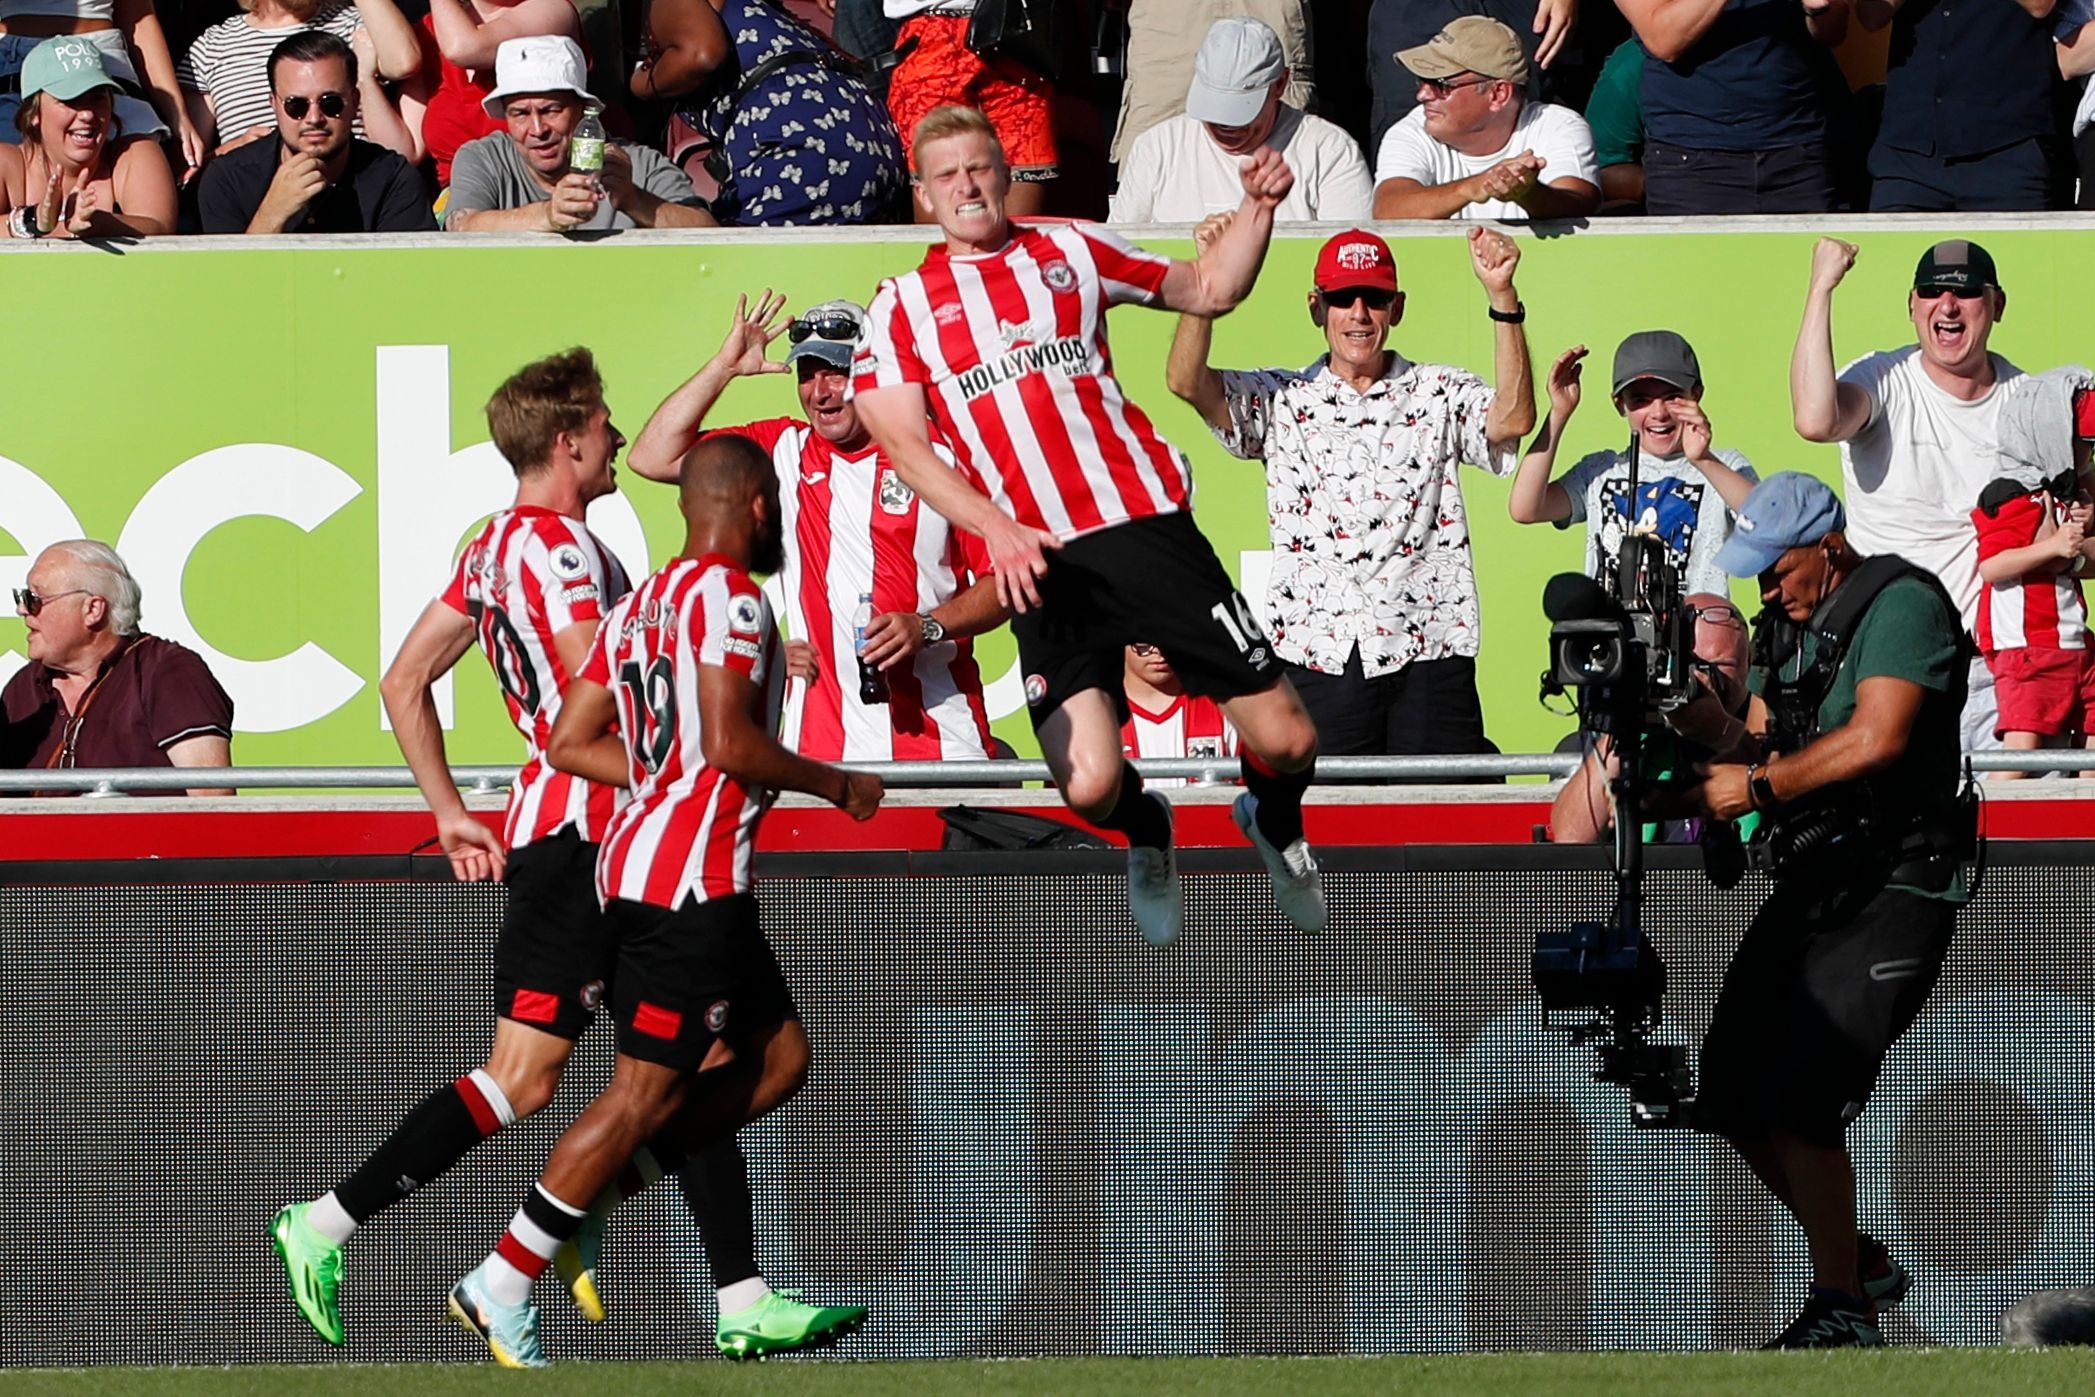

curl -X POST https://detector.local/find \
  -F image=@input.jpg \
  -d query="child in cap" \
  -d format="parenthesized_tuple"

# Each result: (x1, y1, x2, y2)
(1972, 369, 2095, 776)
(1509, 330, 1757, 599)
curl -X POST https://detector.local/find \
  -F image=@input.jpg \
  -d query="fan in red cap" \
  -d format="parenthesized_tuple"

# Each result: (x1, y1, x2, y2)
(1312, 230, 1399, 294)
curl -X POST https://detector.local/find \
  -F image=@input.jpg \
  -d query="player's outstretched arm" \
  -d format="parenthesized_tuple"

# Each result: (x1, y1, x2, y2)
(629, 289, 792, 482)
(697, 664, 882, 819)
(1158, 147, 1293, 317)
(381, 598, 507, 881)
(545, 676, 633, 789)
(856, 382, 1061, 614)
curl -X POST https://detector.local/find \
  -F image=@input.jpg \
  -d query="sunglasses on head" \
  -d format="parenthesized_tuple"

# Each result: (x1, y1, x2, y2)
(789, 313, 862, 345)
(1320, 287, 1396, 310)
(280, 91, 347, 120)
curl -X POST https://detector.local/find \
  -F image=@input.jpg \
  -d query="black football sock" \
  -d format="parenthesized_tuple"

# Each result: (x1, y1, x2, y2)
(333, 1068, 516, 1224)
(675, 1138, 761, 1288)
(1094, 762, 1171, 850)
(1242, 748, 1314, 849)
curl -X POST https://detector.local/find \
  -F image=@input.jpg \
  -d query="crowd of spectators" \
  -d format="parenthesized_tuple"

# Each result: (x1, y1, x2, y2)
(4, 0, 2094, 239)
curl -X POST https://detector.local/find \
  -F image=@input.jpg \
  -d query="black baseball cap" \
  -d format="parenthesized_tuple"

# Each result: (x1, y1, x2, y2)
(1611, 330, 1702, 397)
(1913, 239, 1999, 295)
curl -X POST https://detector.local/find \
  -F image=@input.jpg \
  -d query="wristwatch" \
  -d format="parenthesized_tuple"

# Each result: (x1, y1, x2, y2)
(919, 615, 946, 645)
(8, 206, 41, 240)
(1487, 302, 1526, 324)
(1747, 764, 1778, 811)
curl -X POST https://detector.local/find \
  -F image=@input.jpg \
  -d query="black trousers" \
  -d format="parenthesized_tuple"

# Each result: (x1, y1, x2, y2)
(1287, 651, 1499, 781)
(1643, 141, 1835, 216)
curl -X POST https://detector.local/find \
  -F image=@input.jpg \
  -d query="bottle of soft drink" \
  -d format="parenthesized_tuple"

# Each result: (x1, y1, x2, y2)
(569, 109, 606, 192)
(852, 593, 889, 704)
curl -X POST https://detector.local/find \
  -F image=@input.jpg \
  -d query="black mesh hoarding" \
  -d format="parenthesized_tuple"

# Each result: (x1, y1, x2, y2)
(1, 846, 2090, 1365)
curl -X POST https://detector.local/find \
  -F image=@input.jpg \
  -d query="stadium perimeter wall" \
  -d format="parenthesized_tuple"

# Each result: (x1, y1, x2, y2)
(1, 833, 2091, 1364)
(3, 218, 2091, 769)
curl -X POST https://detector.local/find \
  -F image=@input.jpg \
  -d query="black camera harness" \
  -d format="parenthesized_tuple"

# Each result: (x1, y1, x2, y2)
(1752, 557, 1980, 890)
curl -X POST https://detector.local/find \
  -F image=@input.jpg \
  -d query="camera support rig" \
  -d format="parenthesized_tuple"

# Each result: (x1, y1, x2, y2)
(1534, 430, 1696, 1128)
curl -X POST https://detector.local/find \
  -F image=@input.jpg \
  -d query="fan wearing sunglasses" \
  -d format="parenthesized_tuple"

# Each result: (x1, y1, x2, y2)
(626, 290, 1006, 766)
(2, 540, 234, 796)
(1370, 16, 1598, 222)
(198, 29, 434, 233)
(1167, 222, 1534, 771)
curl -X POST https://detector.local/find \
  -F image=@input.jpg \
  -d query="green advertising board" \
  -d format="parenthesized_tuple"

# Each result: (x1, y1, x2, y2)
(2, 224, 2087, 770)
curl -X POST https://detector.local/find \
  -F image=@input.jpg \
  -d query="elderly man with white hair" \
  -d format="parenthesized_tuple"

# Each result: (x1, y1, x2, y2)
(1110, 16, 1369, 225)
(3, 540, 234, 795)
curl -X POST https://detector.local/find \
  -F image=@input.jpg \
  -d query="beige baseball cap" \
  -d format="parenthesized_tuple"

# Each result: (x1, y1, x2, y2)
(1396, 16, 1530, 86)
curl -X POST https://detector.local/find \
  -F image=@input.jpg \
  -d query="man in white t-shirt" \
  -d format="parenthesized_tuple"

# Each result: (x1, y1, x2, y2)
(1791, 235, 2022, 750)
(1109, 17, 1370, 225)
(1370, 16, 1599, 222)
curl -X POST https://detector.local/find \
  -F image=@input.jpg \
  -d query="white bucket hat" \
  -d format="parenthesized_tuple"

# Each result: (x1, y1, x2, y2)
(481, 35, 595, 118)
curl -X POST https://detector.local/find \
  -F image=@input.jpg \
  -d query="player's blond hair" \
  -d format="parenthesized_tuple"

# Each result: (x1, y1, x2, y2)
(910, 105, 1003, 177)
(486, 348, 605, 477)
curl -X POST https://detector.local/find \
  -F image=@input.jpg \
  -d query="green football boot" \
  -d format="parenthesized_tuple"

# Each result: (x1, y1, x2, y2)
(270, 1202, 345, 1346)
(715, 1290, 868, 1360)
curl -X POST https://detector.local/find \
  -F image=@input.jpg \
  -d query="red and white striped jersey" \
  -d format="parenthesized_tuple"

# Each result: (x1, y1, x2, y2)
(1974, 492, 2089, 653)
(440, 506, 630, 849)
(1121, 693, 1238, 789)
(583, 554, 783, 909)
(711, 418, 993, 762)
(855, 219, 1189, 543)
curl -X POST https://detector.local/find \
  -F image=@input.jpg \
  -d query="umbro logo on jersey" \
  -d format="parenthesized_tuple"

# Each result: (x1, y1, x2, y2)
(934, 302, 966, 325)
(801, 470, 827, 484)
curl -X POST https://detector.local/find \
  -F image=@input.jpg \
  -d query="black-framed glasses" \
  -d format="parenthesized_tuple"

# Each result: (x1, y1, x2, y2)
(1417, 75, 1496, 99)
(789, 313, 863, 345)
(1320, 287, 1397, 310)
(1130, 642, 1161, 656)
(12, 587, 88, 616)
(280, 91, 347, 120)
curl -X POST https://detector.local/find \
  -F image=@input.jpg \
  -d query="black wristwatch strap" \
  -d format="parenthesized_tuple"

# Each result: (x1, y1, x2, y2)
(1487, 302, 1525, 324)
(1748, 764, 1777, 810)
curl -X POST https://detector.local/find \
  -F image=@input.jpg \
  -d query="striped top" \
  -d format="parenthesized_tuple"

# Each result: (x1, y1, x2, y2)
(440, 507, 630, 849)
(713, 417, 991, 762)
(856, 220, 1189, 543)
(178, 2, 365, 142)
(585, 555, 783, 910)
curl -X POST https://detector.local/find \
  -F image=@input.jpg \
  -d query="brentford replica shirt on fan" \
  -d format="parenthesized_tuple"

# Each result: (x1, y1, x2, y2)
(1120, 693, 1237, 789)
(855, 219, 1190, 542)
(1974, 492, 2090, 653)
(584, 555, 784, 909)
(711, 419, 992, 760)
(441, 506, 631, 849)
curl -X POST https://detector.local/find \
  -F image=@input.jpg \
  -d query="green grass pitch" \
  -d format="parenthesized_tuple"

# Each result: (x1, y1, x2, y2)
(7, 1353, 2095, 1397)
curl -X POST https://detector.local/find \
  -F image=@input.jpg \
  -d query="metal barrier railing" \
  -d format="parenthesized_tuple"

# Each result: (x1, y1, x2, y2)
(0, 749, 2085, 796)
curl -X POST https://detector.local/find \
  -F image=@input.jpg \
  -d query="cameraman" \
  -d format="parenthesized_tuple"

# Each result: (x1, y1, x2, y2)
(1549, 592, 1755, 843)
(1686, 472, 1969, 1350)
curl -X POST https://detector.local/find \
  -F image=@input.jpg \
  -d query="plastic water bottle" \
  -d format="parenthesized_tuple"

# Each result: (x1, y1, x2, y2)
(569, 110, 606, 192)
(851, 593, 889, 705)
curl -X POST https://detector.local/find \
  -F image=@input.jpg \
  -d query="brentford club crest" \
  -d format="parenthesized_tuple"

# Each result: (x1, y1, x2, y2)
(1041, 261, 1078, 294)
(1024, 673, 1049, 706)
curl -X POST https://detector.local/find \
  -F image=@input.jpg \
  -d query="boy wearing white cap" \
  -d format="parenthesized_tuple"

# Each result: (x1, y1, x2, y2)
(1109, 15, 1368, 225)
